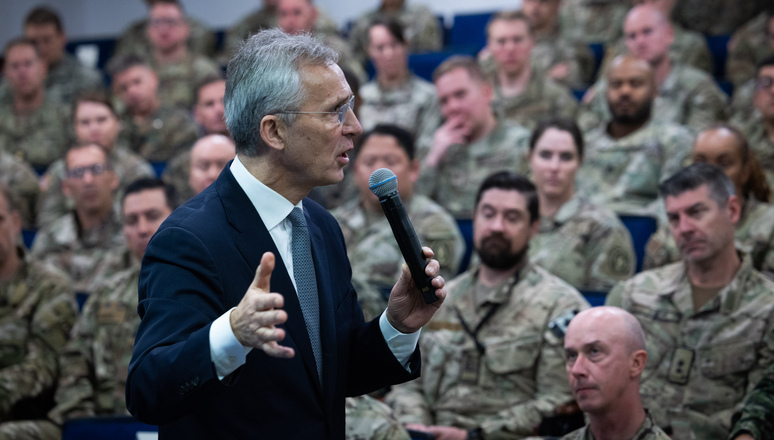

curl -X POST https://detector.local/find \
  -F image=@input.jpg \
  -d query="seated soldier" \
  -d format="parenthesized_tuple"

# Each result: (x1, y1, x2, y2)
(561, 307, 670, 440)
(728, 363, 774, 440)
(644, 125, 774, 277)
(671, 0, 766, 36)
(0, 37, 69, 171)
(528, 117, 635, 292)
(727, 7, 774, 88)
(0, 149, 38, 230)
(331, 124, 464, 320)
(108, 54, 199, 163)
(37, 92, 155, 228)
(484, 11, 578, 130)
(416, 56, 531, 220)
(579, 5, 727, 134)
(607, 163, 774, 438)
(559, 0, 628, 44)
(576, 55, 693, 216)
(0, 183, 76, 438)
(30, 143, 124, 293)
(168, 134, 235, 202)
(347, 0, 442, 65)
(387, 171, 589, 439)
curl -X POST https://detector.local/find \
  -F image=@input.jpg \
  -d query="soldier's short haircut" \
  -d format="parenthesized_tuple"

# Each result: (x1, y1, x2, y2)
(24, 6, 64, 33)
(0, 182, 18, 214)
(432, 55, 488, 84)
(755, 54, 774, 77)
(122, 178, 179, 211)
(485, 10, 533, 38)
(529, 116, 585, 160)
(658, 163, 736, 206)
(65, 141, 112, 170)
(3, 37, 40, 59)
(475, 171, 539, 223)
(107, 54, 151, 78)
(195, 74, 225, 105)
(71, 91, 118, 124)
(368, 16, 407, 46)
(224, 28, 339, 157)
(355, 124, 415, 160)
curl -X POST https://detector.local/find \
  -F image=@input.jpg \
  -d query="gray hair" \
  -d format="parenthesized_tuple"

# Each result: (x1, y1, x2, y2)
(224, 29, 339, 157)
(658, 162, 736, 206)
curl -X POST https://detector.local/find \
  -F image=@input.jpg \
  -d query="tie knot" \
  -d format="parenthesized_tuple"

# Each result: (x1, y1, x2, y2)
(288, 207, 306, 228)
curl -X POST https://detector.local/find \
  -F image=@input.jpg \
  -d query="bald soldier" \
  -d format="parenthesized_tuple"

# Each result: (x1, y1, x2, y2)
(561, 307, 669, 440)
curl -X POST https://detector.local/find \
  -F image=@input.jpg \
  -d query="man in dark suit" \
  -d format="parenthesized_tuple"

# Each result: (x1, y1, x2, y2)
(125, 29, 447, 439)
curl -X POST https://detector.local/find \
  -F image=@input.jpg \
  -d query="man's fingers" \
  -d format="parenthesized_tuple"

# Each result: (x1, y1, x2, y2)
(260, 342, 295, 358)
(251, 252, 275, 292)
(421, 246, 435, 259)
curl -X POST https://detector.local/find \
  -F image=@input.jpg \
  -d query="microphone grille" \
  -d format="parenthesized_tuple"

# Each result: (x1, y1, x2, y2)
(369, 168, 398, 198)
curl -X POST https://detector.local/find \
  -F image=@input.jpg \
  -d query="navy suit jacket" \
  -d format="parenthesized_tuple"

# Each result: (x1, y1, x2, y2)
(126, 166, 420, 439)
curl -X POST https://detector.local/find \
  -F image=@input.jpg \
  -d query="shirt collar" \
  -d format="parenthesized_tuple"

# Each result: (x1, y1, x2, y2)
(230, 155, 302, 230)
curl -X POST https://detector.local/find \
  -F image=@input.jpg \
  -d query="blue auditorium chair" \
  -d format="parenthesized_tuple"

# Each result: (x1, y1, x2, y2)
(448, 12, 494, 53)
(618, 214, 658, 273)
(62, 416, 158, 440)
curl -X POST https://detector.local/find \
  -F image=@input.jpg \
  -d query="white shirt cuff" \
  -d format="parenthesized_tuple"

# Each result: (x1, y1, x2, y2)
(379, 311, 421, 371)
(209, 308, 253, 380)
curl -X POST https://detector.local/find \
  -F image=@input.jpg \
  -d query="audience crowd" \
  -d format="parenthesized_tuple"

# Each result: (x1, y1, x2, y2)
(1, 0, 773, 439)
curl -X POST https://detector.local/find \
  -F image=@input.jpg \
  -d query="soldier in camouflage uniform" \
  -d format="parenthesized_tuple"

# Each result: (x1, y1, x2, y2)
(348, 0, 442, 65)
(21, 7, 104, 107)
(37, 93, 155, 229)
(112, 0, 216, 61)
(485, 11, 578, 131)
(345, 396, 411, 440)
(560, 307, 670, 440)
(579, 6, 727, 134)
(387, 171, 589, 439)
(0, 184, 76, 438)
(559, 0, 628, 44)
(30, 144, 125, 293)
(109, 55, 199, 163)
(606, 163, 774, 438)
(417, 56, 531, 220)
(727, 10, 774, 88)
(728, 363, 774, 440)
(577, 56, 694, 216)
(223, 0, 278, 60)
(528, 117, 635, 292)
(672, 0, 767, 36)
(644, 125, 774, 276)
(0, 150, 38, 231)
(0, 38, 70, 171)
(358, 18, 441, 140)
(331, 125, 464, 319)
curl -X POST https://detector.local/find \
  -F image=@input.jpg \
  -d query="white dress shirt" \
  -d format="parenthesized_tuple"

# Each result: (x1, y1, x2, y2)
(209, 155, 420, 379)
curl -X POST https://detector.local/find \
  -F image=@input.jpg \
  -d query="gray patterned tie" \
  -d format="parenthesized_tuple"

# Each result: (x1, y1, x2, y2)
(287, 207, 322, 382)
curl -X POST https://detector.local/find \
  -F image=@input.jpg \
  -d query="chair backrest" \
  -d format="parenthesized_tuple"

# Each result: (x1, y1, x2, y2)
(449, 12, 494, 53)
(618, 214, 658, 273)
(62, 416, 158, 440)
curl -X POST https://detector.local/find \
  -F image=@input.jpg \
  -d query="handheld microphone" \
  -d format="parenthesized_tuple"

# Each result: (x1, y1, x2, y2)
(369, 168, 438, 304)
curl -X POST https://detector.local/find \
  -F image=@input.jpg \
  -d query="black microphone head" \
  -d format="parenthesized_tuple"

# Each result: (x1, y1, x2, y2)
(369, 168, 398, 199)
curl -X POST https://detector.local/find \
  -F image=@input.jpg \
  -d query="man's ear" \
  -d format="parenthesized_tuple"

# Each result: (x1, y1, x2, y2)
(260, 115, 287, 152)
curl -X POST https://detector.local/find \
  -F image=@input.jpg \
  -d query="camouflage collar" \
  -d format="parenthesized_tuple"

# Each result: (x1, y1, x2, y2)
(470, 259, 530, 306)
(552, 194, 584, 226)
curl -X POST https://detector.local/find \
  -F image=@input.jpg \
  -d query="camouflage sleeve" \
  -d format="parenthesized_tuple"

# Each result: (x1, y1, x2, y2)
(684, 38, 714, 75)
(122, 155, 156, 184)
(409, 10, 442, 53)
(642, 223, 681, 271)
(577, 82, 607, 132)
(604, 281, 626, 307)
(347, 17, 370, 67)
(345, 396, 411, 440)
(0, 420, 61, 440)
(384, 334, 435, 426)
(163, 113, 200, 161)
(729, 363, 774, 440)
(660, 127, 694, 183)
(586, 220, 636, 291)
(554, 85, 579, 121)
(36, 165, 68, 230)
(0, 272, 76, 418)
(4, 158, 40, 230)
(683, 79, 729, 133)
(480, 291, 589, 437)
(726, 31, 759, 87)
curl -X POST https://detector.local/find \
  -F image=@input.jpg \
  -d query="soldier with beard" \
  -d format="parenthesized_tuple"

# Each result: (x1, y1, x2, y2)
(386, 171, 589, 439)
(577, 55, 693, 216)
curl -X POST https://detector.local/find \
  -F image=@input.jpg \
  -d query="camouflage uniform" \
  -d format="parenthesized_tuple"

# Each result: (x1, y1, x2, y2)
(30, 210, 125, 293)
(728, 363, 774, 440)
(558, 410, 670, 440)
(321, 33, 368, 85)
(385, 260, 590, 438)
(112, 16, 216, 60)
(491, 69, 579, 131)
(358, 74, 441, 140)
(729, 79, 755, 122)
(644, 197, 774, 277)
(223, 6, 277, 60)
(152, 54, 221, 110)
(37, 145, 155, 228)
(345, 395, 411, 440)
(559, 0, 628, 44)
(530, 195, 635, 292)
(530, 25, 596, 90)
(731, 110, 774, 191)
(47, 262, 140, 426)
(332, 194, 465, 319)
(308, 165, 358, 211)
(0, 150, 39, 230)
(578, 62, 729, 133)
(672, 0, 767, 36)
(0, 247, 76, 428)
(45, 54, 104, 106)
(726, 12, 773, 87)
(119, 105, 199, 163)
(577, 119, 693, 216)
(0, 98, 71, 170)
(86, 246, 135, 296)
(161, 149, 195, 203)
(606, 254, 774, 438)
(348, 3, 443, 64)
(416, 120, 531, 219)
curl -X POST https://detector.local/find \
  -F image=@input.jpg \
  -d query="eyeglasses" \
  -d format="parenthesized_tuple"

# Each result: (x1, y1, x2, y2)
(66, 163, 111, 179)
(149, 17, 184, 28)
(280, 95, 355, 124)
(755, 76, 774, 90)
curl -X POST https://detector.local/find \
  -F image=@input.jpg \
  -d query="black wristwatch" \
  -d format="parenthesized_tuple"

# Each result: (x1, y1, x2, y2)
(466, 428, 484, 440)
